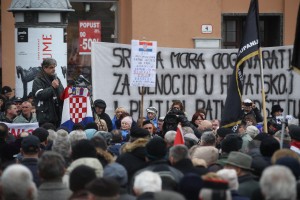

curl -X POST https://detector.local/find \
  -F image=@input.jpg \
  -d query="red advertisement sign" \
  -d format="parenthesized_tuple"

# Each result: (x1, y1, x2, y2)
(78, 20, 101, 54)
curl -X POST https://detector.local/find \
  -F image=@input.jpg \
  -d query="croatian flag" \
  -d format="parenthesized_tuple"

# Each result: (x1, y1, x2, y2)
(61, 87, 94, 132)
(139, 41, 153, 52)
(174, 124, 185, 146)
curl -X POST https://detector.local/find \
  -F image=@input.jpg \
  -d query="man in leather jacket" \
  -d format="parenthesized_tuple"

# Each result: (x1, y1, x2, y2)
(32, 58, 64, 127)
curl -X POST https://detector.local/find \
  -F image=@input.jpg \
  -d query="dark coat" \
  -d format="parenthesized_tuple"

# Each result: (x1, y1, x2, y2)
(21, 158, 40, 187)
(116, 138, 148, 183)
(231, 190, 250, 200)
(172, 158, 208, 176)
(238, 174, 260, 198)
(32, 71, 64, 127)
(133, 160, 184, 191)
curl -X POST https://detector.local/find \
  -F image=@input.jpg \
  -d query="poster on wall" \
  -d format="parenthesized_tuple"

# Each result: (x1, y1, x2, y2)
(92, 42, 299, 121)
(78, 20, 101, 55)
(15, 27, 67, 99)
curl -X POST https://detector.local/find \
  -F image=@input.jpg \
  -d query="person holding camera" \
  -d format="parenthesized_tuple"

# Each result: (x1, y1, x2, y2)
(240, 99, 263, 123)
(32, 58, 64, 127)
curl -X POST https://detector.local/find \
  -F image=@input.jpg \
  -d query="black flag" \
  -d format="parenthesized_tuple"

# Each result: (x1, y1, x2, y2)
(292, 2, 300, 74)
(221, 0, 260, 128)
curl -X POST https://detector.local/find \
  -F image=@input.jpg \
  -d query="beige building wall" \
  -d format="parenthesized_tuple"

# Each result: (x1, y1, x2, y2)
(2, 0, 300, 88)
(2, 0, 15, 90)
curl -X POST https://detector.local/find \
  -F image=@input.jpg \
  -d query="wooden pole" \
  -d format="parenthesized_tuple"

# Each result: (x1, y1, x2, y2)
(259, 48, 268, 133)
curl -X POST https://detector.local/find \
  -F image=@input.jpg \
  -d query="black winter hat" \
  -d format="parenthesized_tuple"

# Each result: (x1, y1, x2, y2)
(70, 165, 97, 192)
(260, 136, 280, 157)
(32, 127, 49, 143)
(146, 136, 167, 160)
(94, 99, 106, 108)
(130, 127, 150, 138)
(221, 134, 243, 153)
(1, 86, 12, 95)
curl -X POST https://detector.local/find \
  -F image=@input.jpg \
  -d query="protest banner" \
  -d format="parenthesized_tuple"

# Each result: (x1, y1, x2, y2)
(91, 42, 298, 121)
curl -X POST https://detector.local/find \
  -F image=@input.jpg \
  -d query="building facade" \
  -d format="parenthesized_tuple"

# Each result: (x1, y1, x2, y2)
(1, 0, 299, 94)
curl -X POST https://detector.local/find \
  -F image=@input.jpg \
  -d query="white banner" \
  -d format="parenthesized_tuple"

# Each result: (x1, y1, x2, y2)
(5, 122, 39, 138)
(15, 27, 67, 99)
(91, 42, 299, 121)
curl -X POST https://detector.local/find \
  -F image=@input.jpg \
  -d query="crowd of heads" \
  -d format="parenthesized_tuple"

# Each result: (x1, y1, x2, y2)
(0, 96, 299, 200)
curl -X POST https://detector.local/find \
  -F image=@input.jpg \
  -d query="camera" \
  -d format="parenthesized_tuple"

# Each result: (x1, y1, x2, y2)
(244, 103, 252, 107)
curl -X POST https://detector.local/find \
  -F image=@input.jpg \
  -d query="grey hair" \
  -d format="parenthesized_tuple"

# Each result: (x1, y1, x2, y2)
(52, 129, 71, 159)
(1, 164, 37, 200)
(169, 144, 190, 162)
(38, 151, 65, 180)
(164, 130, 177, 145)
(69, 130, 87, 145)
(41, 58, 57, 68)
(200, 131, 216, 146)
(260, 165, 296, 200)
(133, 171, 162, 194)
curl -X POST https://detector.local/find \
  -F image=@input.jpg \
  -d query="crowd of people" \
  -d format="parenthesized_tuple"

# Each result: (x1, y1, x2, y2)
(0, 58, 300, 200)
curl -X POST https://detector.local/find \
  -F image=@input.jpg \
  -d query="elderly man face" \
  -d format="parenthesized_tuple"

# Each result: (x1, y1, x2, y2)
(21, 101, 32, 117)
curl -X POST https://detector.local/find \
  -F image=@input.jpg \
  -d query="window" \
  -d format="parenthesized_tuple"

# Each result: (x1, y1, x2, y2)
(223, 15, 282, 48)
(66, 1, 117, 83)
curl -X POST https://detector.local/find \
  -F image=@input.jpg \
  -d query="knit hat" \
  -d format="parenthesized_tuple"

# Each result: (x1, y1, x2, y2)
(260, 136, 280, 157)
(276, 157, 300, 180)
(146, 136, 167, 160)
(221, 134, 243, 153)
(130, 127, 150, 138)
(289, 125, 300, 141)
(71, 139, 97, 160)
(70, 165, 97, 192)
(32, 127, 49, 143)
(121, 116, 133, 126)
(94, 99, 106, 108)
(21, 135, 40, 153)
(216, 128, 232, 138)
(1, 86, 12, 95)
(86, 177, 120, 197)
(146, 106, 158, 114)
(103, 163, 128, 186)
(179, 173, 204, 200)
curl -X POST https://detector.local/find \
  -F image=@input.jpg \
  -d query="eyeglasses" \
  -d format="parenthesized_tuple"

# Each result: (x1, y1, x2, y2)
(22, 106, 29, 108)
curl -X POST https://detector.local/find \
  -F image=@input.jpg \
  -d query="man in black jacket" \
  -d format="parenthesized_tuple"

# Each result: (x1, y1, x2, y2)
(32, 58, 64, 127)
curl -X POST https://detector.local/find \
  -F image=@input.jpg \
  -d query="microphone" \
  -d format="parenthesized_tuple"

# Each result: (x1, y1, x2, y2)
(78, 75, 91, 84)
(53, 73, 58, 80)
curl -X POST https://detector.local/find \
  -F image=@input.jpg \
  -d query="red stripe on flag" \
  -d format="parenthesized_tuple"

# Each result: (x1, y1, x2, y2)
(174, 125, 185, 146)
(139, 41, 153, 46)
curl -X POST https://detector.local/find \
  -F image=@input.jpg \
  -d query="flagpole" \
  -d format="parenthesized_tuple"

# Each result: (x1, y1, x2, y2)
(258, 48, 268, 133)
(279, 69, 292, 148)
